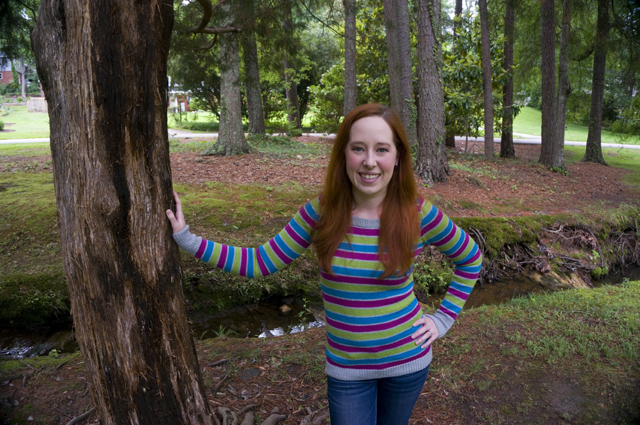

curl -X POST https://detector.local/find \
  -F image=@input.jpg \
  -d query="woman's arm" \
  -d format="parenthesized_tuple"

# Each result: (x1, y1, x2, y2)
(167, 191, 319, 278)
(417, 200, 483, 339)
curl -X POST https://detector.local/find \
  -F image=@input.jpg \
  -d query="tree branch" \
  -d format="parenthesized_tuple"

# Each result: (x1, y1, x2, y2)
(298, 0, 344, 38)
(571, 42, 595, 61)
(189, 0, 234, 33)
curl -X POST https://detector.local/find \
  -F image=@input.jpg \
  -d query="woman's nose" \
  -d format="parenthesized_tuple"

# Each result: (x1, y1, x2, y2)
(363, 151, 376, 167)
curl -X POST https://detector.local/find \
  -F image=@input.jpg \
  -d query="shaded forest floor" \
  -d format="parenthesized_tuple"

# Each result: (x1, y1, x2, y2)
(1, 137, 640, 424)
(2, 281, 640, 424)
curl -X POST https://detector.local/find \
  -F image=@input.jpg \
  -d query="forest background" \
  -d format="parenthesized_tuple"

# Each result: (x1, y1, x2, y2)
(1, 0, 640, 424)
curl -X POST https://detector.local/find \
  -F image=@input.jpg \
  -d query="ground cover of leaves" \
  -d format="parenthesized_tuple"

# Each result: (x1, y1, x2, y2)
(1, 137, 639, 424)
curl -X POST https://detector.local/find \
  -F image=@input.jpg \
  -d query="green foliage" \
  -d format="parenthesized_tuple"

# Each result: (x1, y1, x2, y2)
(610, 95, 640, 136)
(0, 273, 70, 327)
(0, 120, 4, 131)
(443, 13, 516, 139)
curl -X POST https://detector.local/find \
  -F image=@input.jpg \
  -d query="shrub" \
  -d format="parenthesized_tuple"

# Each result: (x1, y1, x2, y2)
(0, 120, 4, 131)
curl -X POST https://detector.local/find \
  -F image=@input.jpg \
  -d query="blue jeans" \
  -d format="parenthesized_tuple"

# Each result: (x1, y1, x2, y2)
(326, 366, 429, 425)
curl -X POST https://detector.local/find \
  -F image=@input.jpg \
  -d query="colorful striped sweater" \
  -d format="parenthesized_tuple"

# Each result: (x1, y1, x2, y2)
(173, 197, 482, 380)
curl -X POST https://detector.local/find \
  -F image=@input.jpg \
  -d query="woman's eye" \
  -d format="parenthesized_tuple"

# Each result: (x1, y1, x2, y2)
(377, 148, 389, 153)
(353, 147, 364, 152)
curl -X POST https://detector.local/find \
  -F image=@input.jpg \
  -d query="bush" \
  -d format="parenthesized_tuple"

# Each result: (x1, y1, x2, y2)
(173, 120, 219, 132)
(610, 95, 640, 136)
(0, 120, 4, 131)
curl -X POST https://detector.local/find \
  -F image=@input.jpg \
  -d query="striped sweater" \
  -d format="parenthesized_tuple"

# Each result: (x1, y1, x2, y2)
(173, 197, 482, 380)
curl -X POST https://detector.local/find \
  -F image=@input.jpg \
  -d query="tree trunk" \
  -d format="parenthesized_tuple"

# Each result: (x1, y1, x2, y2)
(479, 0, 494, 159)
(554, 0, 572, 169)
(500, 0, 516, 159)
(415, 0, 449, 184)
(445, 0, 463, 149)
(283, 1, 301, 129)
(31, 1, 214, 424)
(539, 0, 558, 167)
(343, 0, 357, 116)
(383, 0, 416, 144)
(210, 0, 251, 155)
(583, 0, 609, 165)
(241, 19, 266, 135)
(284, 57, 301, 128)
(20, 56, 26, 98)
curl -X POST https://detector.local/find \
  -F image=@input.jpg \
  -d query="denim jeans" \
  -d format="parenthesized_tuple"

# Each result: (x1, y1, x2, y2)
(326, 366, 429, 425)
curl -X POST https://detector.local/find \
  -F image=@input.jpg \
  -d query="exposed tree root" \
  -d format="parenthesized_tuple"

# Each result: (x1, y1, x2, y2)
(66, 407, 95, 425)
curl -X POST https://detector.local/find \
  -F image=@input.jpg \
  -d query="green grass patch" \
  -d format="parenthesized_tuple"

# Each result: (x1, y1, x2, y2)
(0, 106, 50, 140)
(0, 141, 51, 157)
(513, 107, 640, 145)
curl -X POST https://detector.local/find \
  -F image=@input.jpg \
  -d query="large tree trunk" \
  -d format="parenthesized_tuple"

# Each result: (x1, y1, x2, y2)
(209, 0, 251, 155)
(383, 0, 416, 144)
(343, 0, 357, 116)
(554, 0, 572, 168)
(583, 0, 609, 165)
(500, 0, 516, 159)
(539, 0, 558, 167)
(479, 0, 494, 159)
(241, 11, 266, 135)
(415, 0, 449, 184)
(445, 0, 464, 149)
(31, 1, 214, 424)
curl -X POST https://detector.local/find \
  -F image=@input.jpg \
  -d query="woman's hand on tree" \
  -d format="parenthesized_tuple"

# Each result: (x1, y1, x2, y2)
(166, 190, 187, 234)
(411, 315, 439, 349)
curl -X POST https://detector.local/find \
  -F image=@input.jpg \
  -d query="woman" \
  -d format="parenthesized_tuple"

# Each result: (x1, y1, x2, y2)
(167, 103, 482, 425)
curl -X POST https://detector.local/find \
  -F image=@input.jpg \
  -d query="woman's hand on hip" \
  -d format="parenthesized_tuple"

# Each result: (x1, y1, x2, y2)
(166, 190, 187, 234)
(411, 315, 439, 349)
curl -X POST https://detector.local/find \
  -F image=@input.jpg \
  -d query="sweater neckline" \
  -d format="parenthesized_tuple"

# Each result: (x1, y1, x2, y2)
(351, 215, 380, 229)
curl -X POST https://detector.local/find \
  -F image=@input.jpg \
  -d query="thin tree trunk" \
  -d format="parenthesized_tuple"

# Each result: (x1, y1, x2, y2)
(479, 0, 494, 159)
(500, 0, 516, 158)
(554, 0, 572, 169)
(539, 0, 558, 167)
(20, 56, 26, 98)
(583, 0, 609, 165)
(208, 0, 250, 155)
(31, 1, 214, 423)
(383, 0, 416, 144)
(343, 0, 357, 116)
(415, 0, 449, 184)
(241, 28, 265, 134)
(284, 57, 301, 128)
(283, 0, 301, 129)
(445, 0, 464, 149)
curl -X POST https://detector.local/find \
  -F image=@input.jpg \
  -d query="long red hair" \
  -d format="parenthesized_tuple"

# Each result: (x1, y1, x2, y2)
(314, 103, 419, 278)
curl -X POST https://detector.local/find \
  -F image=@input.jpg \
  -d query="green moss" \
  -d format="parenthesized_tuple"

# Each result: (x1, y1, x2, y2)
(0, 273, 70, 327)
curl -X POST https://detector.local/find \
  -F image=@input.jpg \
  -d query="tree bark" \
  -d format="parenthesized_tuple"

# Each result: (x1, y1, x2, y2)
(343, 0, 357, 116)
(445, 0, 464, 149)
(554, 0, 572, 169)
(500, 0, 516, 158)
(283, 0, 301, 129)
(383, 0, 416, 144)
(20, 56, 26, 98)
(415, 0, 449, 184)
(241, 9, 266, 135)
(583, 0, 609, 165)
(539, 0, 558, 167)
(479, 0, 494, 159)
(210, 0, 251, 155)
(31, 1, 214, 424)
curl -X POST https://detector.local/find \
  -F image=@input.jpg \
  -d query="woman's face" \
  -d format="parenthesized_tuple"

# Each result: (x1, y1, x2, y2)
(345, 116, 398, 207)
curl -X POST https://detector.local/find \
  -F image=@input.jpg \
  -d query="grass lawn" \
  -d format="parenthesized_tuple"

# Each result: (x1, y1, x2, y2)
(0, 106, 50, 140)
(513, 106, 640, 145)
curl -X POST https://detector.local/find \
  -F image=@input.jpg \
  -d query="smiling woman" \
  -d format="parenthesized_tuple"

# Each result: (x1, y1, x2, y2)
(167, 103, 483, 425)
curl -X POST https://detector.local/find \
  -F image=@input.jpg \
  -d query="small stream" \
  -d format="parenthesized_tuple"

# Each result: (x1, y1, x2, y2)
(2, 266, 639, 360)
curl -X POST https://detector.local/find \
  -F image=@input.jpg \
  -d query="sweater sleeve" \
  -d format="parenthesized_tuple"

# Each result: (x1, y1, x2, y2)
(418, 200, 483, 338)
(173, 199, 320, 278)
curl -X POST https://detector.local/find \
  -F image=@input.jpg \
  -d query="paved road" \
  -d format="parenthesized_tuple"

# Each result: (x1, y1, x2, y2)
(1, 131, 639, 150)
